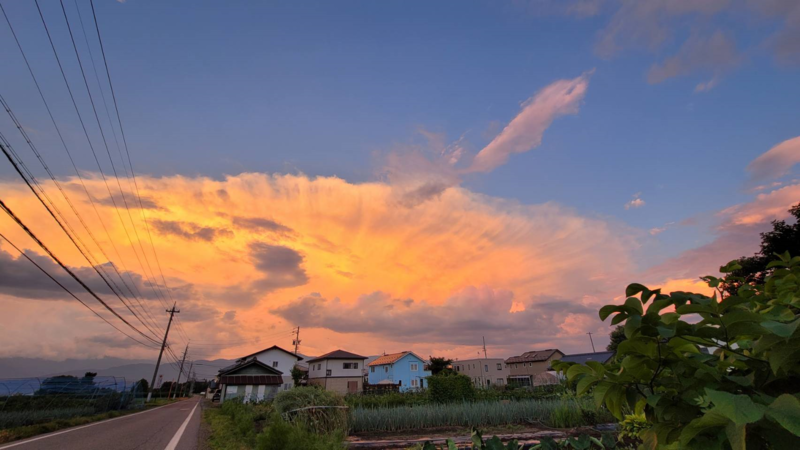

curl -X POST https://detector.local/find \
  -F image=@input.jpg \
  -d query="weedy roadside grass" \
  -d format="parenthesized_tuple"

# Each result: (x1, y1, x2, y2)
(0, 397, 184, 444)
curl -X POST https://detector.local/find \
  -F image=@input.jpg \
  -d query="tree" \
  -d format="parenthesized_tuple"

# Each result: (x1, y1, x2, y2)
(554, 253, 800, 449)
(290, 366, 305, 386)
(722, 202, 800, 296)
(428, 356, 453, 376)
(133, 378, 149, 395)
(606, 325, 626, 352)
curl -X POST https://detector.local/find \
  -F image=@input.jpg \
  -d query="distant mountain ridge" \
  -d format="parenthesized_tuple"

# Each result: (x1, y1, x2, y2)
(0, 357, 236, 383)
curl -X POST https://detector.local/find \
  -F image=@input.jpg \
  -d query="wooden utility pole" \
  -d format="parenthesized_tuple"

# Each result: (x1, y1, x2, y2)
(147, 303, 179, 402)
(293, 327, 301, 355)
(482, 336, 488, 358)
(173, 343, 189, 399)
(587, 332, 596, 353)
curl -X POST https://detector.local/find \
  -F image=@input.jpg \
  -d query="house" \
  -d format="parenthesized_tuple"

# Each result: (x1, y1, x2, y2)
(306, 349, 367, 395)
(505, 349, 564, 387)
(231, 345, 304, 391)
(367, 351, 431, 392)
(452, 358, 509, 388)
(217, 359, 283, 403)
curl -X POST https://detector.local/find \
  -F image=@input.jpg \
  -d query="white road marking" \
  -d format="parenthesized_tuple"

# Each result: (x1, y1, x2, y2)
(0, 401, 185, 449)
(164, 401, 199, 450)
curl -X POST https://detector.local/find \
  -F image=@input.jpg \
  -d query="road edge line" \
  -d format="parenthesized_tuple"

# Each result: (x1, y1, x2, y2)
(163, 401, 199, 450)
(0, 400, 187, 449)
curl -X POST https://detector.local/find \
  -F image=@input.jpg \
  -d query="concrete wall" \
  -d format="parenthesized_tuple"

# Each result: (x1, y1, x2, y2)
(308, 359, 365, 379)
(308, 377, 362, 395)
(250, 348, 300, 391)
(453, 358, 509, 388)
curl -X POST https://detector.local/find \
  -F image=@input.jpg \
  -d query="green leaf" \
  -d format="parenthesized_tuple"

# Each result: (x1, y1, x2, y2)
(769, 339, 800, 374)
(485, 436, 505, 450)
(599, 305, 620, 321)
(761, 319, 800, 338)
(705, 388, 766, 425)
(725, 421, 746, 450)
(617, 339, 657, 358)
(626, 283, 648, 297)
(676, 304, 716, 315)
(422, 442, 437, 450)
(766, 394, 800, 435)
(576, 375, 599, 395)
(610, 313, 628, 325)
(621, 355, 652, 379)
(625, 296, 644, 315)
(593, 381, 612, 409)
(679, 410, 730, 446)
(471, 428, 483, 449)
(585, 361, 606, 376)
(604, 384, 626, 420)
(600, 432, 616, 449)
(446, 439, 458, 450)
(504, 439, 520, 450)
(566, 364, 593, 380)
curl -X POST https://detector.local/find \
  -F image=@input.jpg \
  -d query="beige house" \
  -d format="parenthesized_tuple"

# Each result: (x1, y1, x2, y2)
(306, 350, 367, 395)
(453, 358, 509, 388)
(505, 349, 563, 387)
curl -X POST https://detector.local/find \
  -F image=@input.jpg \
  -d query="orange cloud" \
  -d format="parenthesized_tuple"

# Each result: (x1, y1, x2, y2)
(746, 135, 800, 182)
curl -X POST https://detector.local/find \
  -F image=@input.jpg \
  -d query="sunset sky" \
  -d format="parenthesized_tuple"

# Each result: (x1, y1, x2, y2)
(1, 0, 799, 365)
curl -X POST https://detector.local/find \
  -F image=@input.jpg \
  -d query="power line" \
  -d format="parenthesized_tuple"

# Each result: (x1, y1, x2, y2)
(87, 0, 191, 344)
(0, 231, 159, 349)
(1, 2, 169, 339)
(0, 197, 159, 345)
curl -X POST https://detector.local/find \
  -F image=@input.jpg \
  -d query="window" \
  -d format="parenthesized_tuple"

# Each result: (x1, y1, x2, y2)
(343, 362, 357, 369)
(487, 379, 491, 386)
(484, 365, 489, 372)
(370, 366, 375, 373)
(456, 365, 460, 372)
(497, 363, 502, 370)
(410, 363, 418, 371)
(384, 366, 388, 373)
(411, 379, 418, 387)
(326, 369, 332, 376)
(272, 361, 278, 368)
(497, 378, 504, 385)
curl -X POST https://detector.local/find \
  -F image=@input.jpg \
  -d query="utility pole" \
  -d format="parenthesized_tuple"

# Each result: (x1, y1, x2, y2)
(185, 361, 194, 397)
(147, 303, 179, 402)
(482, 336, 488, 359)
(587, 332, 596, 353)
(174, 343, 189, 399)
(293, 326, 301, 355)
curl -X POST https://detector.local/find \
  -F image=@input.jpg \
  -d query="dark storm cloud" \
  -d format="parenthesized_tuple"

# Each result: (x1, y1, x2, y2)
(152, 220, 233, 242)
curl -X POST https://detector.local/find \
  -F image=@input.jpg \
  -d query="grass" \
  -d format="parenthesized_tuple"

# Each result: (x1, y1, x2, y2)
(0, 397, 184, 444)
(349, 397, 614, 433)
(203, 399, 345, 450)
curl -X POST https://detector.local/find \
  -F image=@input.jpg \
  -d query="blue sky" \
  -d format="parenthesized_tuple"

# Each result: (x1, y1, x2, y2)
(1, 0, 799, 358)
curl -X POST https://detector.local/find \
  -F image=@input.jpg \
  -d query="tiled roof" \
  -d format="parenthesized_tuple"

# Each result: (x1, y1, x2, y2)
(368, 351, 425, 366)
(504, 349, 563, 364)
(558, 352, 614, 365)
(219, 374, 283, 386)
(238, 345, 303, 361)
(219, 358, 284, 376)
(306, 349, 367, 363)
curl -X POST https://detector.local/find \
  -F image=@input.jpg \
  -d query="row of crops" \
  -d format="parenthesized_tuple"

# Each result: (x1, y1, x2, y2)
(348, 397, 615, 433)
(0, 375, 145, 430)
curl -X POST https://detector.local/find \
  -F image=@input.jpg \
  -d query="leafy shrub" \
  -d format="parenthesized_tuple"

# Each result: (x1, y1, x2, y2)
(617, 414, 647, 445)
(256, 413, 345, 450)
(345, 390, 429, 408)
(554, 253, 800, 449)
(427, 373, 476, 403)
(274, 386, 347, 434)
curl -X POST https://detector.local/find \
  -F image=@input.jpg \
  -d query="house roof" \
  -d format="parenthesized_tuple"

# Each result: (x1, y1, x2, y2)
(238, 345, 303, 362)
(306, 349, 367, 363)
(219, 374, 283, 386)
(505, 349, 563, 364)
(368, 351, 425, 366)
(558, 351, 615, 365)
(219, 358, 284, 376)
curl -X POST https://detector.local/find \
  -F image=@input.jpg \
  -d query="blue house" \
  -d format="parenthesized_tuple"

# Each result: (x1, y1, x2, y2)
(367, 351, 431, 391)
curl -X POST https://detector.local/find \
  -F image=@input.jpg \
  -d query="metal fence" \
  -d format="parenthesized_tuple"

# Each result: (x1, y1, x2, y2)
(0, 375, 145, 430)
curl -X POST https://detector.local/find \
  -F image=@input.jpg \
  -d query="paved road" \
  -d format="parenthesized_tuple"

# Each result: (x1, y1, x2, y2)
(0, 397, 203, 450)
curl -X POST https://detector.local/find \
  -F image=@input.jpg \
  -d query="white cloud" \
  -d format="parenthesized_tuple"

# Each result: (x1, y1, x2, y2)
(625, 193, 646, 210)
(647, 31, 741, 86)
(746, 136, 800, 182)
(468, 71, 593, 173)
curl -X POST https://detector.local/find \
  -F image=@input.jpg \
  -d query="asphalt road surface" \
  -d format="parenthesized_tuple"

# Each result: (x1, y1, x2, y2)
(0, 397, 203, 450)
